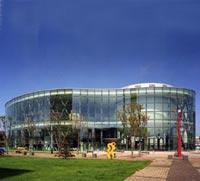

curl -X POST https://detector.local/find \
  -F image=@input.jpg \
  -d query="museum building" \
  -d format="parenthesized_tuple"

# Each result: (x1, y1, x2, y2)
(5, 83, 196, 151)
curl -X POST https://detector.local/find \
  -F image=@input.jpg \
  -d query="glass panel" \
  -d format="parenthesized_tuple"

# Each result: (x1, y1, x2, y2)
(38, 92, 45, 97)
(147, 95, 154, 102)
(170, 88, 177, 93)
(138, 95, 146, 103)
(155, 88, 162, 93)
(138, 88, 146, 95)
(102, 98, 109, 121)
(117, 90, 123, 96)
(88, 90, 95, 96)
(155, 95, 162, 103)
(81, 89, 88, 96)
(130, 89, 137, 94)
(162, 94, 171, 103)
(147, 112, 154, 119)
(50, 90, 57, 95)
(147, 103, 154, 110)
(147, 121, 154, 127)
(109, 97, 116, 121)
(65, 89, 72, 94)
(155, 128, 163, 136)
(155, 103, 162, 111)
(95, 90, 102, 96)
(177, 89, 184, 94)
(57, 90, 65, 95)
(44, 91, 50, 96)
(146, 88, 154, 94)
(155, 112, 163, 119)
(163, 120, 171, 127)
(163, 112, 170, 119)
(163, 104, 170, 111)
(88, 97, 95, 121)
(124, 89, 130, 95)
(95, 97, 102, 121)
(155, 120, 163, 127)
(170, 112, 176, 120)
(148, 128, 154, 136)
(72, 96, 80, 114)
(102, 90, 109, 96)
(73, 89, 80, 95)
(109, 90, 116, 96)
(131, 91, 137, 103)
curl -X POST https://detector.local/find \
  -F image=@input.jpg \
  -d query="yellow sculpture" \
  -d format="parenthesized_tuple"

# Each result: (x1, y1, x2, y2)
(107, 142, 116, 159)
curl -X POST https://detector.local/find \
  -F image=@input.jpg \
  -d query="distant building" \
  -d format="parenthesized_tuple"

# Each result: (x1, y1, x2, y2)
(0, 119, 4, 132)
(0, 116, 6, 149)
(195, 136, 200, 149)
(5, 83, 196, 151)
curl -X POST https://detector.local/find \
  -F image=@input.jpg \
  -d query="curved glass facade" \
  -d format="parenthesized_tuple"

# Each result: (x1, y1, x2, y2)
(5, 83, 196, 151)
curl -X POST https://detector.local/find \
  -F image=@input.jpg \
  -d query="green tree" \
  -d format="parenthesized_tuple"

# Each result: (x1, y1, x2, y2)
(117, 103, 149, 157)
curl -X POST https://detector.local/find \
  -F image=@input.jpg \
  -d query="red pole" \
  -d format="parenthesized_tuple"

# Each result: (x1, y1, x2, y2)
(176, 109, 182, 157)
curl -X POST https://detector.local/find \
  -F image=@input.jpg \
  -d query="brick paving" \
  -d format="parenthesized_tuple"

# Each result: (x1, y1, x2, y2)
(124, 158, 172, 181)
(123, 152, 200, 181)
(167, 159, 200, 181)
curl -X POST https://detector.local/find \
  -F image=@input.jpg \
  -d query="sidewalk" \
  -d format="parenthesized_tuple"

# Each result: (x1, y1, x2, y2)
(123, 151, 200, 181)
(167, 158, 200, 181)
(124, 158, 171, 181)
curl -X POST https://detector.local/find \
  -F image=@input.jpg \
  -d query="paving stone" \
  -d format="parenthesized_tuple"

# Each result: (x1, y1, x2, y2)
(124, 159, 171, 181)
(167, 159, 200, 181)
(124, 154, 200, 181)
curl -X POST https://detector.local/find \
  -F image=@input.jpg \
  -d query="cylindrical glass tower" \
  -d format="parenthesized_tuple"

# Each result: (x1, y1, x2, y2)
(5, 83, 195, 151)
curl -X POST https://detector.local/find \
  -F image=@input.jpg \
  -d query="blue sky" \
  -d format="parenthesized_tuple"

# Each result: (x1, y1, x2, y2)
(0, 0, 199, 134)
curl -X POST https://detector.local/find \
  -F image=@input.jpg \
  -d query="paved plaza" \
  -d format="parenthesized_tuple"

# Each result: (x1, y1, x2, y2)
(122, 151, 200, 181)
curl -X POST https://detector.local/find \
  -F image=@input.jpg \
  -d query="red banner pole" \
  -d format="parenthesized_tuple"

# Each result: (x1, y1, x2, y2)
(176, 109, 182, 157)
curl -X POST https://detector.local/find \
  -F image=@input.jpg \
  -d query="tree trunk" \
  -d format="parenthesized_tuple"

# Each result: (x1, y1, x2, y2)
(77, 130, 80, 154)
(138, 138, 142, 157)
(131, 136, 134, 158)
(29, 138, 33, 153)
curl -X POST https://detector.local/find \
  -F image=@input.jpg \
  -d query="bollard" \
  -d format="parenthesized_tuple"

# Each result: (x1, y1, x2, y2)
(168, 155, 173, 159)
(183, 155, 188, 160)
(82, 153, 87, 158)
(92, 153, 97, 158)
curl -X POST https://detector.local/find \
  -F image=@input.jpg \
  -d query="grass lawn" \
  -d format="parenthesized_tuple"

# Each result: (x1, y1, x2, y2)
(0, 156, 151, 181)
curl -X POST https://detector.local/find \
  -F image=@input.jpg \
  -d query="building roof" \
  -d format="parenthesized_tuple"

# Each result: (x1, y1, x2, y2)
(122, 83, 174, 89)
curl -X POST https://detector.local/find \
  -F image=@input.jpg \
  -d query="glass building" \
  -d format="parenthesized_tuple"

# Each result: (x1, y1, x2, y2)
(5, 83, 196, 151)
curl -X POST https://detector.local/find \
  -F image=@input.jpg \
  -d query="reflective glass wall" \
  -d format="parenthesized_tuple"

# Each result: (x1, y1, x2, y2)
(5, 86, 195, 151)
(5, 89, 72, 148)
(134, 87, 195, 150)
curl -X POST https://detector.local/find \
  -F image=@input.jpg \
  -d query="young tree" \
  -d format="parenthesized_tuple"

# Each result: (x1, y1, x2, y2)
(7, 116, 14, 148)
(24, 116, 35, 154)
(49, 111, 74, 157)
(1, 116, 15, 149)
(117, 103, 149, 157)
(0, 116, 7, 154)
(70, 112, 86, 153)
(49, 111, 62, 155)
